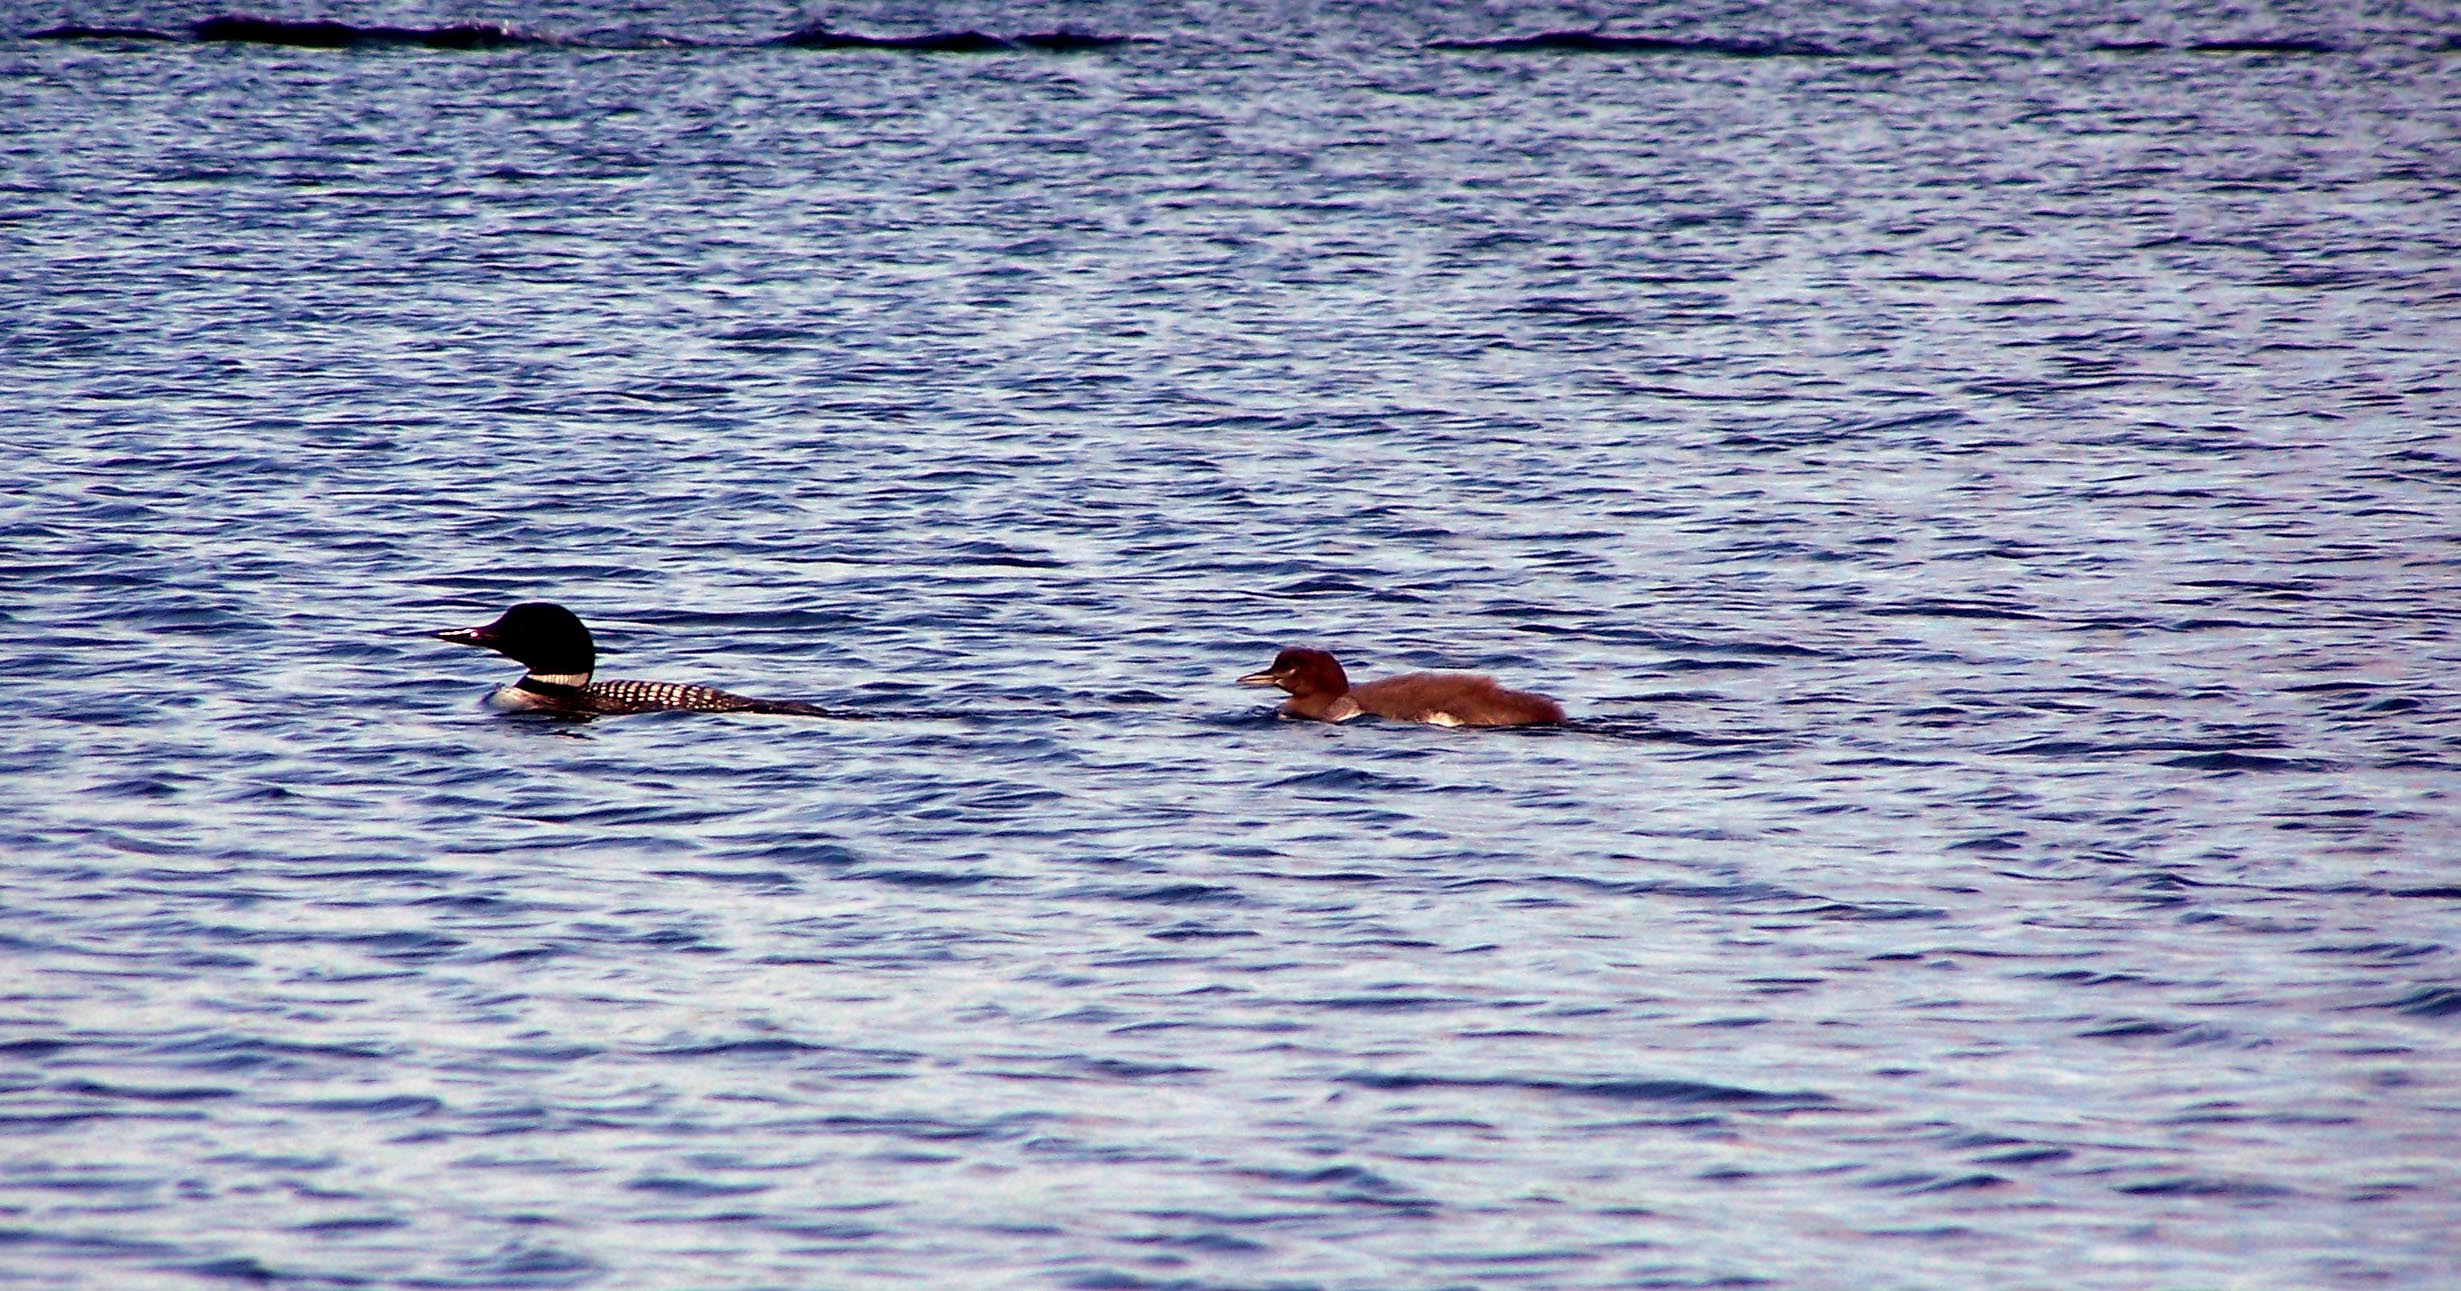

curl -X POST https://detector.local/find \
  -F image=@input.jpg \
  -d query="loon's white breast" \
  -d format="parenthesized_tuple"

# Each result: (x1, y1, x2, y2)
(487, 682, 556, 712)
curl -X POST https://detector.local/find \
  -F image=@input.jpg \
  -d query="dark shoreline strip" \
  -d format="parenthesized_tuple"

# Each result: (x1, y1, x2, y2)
(190, 16, 541, 49)
(27, 16, 1139, 52)
(2184, 38, 2341, 54)
(21, 19, 2350, 58)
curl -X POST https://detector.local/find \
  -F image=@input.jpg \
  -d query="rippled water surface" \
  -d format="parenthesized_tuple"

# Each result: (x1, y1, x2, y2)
(5, 1, 2459, 1286)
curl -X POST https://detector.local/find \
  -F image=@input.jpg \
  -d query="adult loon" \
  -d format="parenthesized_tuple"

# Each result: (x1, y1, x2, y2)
(1238, 647, 1564, 727)
(435, 601, 831, 717)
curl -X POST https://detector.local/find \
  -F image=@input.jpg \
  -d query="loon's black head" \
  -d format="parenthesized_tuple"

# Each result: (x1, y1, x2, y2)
(436, 601, 596, 678)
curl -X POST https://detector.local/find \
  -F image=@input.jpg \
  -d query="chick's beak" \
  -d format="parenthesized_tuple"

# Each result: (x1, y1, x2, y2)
(1236, 667, 1286, 688)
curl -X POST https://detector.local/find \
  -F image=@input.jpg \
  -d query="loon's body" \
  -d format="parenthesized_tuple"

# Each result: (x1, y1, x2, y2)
(435, 602, 831, 718)
(1238, 647, 1564, 727)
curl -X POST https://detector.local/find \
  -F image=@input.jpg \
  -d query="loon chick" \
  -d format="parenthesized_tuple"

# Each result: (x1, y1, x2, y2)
(1238, 647, 1564, 727)
(435, 601, 831, 717)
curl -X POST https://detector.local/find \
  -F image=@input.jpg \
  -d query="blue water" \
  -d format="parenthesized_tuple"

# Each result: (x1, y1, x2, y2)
(4, 2, 2459, 1287)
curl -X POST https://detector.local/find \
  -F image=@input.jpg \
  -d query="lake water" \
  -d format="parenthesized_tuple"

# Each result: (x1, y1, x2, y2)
(3, 2, 2458, 1287)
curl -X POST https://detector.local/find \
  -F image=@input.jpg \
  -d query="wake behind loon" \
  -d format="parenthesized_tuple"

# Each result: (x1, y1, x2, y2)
(434, 601, 832, 718)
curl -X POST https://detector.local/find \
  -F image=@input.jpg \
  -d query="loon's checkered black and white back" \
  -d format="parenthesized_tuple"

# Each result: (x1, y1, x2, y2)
(566, 678, 829, 717)
(434, 601, 833, 719)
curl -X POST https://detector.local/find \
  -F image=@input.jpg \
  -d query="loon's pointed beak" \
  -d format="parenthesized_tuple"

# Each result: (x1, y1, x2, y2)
(435, 623, 496, 650)
(1237, 667, 1286, 688)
